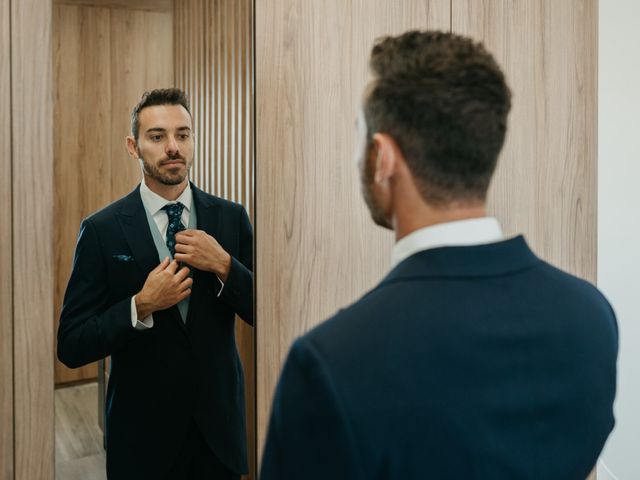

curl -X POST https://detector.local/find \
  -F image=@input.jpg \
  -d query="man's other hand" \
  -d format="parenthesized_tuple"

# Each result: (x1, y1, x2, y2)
(135, 257, 192, 318)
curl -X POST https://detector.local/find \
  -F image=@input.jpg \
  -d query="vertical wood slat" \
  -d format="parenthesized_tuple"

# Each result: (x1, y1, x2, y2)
(452, 0, 598, 283)
(0, 0, 14, 476)
(11, 0, 55, 476)
(174, 1, 255, 478)
(255, 0, 451, 461)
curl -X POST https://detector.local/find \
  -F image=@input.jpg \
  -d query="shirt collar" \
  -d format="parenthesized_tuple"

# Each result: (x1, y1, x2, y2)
(139, 177, 193, 216)
(391, 217, 504, 268)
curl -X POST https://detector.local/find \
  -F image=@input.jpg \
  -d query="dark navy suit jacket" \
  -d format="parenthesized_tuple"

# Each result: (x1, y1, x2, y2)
(57, 184, 253, 479)
(261, 236, 617, 480)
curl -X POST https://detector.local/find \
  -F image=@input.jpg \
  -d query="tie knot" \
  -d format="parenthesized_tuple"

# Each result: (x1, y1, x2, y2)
(162, 202, 185, 221)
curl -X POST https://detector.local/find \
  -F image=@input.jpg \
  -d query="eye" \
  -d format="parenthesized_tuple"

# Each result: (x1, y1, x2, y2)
(150, 134, 163, 142)
(178, 133, 190, 140)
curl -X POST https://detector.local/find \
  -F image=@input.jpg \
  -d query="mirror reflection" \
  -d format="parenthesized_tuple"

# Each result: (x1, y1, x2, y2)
(52, 1, 254, 479)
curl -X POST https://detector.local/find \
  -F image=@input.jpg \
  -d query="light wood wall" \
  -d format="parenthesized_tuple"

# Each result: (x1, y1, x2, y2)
(255, 0, 598, 468)
(453, 0, 598, 284)
(174, 0, 255, 477)
(53, 3, 174, 385)
(0, 0, 13, 476)
(11, 0, 55, 478)
(255, 0, 451, 459)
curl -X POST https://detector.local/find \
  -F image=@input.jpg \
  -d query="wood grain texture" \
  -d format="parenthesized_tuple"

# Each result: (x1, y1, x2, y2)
(174, 1, 255, 477)
(53, 3, 112, 385)
(255, 0, 450, 460)
(52, 4, 173, 385)
(11, 0, 55, 477)
(452, 0, 598, 283)
(110, 7, 174, 200)
(54, 0, 172, 12)
(0, 0, 13, 476)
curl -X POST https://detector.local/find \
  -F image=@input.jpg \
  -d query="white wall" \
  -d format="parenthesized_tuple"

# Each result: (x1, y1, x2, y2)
(597, 1, 640, 478)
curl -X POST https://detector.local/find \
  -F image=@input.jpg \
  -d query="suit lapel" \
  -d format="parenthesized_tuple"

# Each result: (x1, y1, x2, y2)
(116, 186, 187, 334)
(185, 185, 221, 329)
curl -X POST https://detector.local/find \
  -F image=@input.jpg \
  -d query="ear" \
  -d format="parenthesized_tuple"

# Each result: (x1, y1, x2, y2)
(126, 136, 139, 160)
(371, 133, 403, 184)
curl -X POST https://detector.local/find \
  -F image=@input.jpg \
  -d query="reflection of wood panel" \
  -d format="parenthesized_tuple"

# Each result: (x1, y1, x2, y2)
(55, 0, 172, 12)
(452, 0, 597, 284)
(174, 1, 255, 477)
(255, 0, 450, 461)
(53, 4, 112, 385)
(53, 4, 174, 385)
(11, 0, 55, 477)
(0, 0, 13, 476)
(110, 7, 174, 200)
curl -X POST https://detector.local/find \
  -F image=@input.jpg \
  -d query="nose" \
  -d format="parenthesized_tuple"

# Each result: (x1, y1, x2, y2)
(166, 136, 180, 157)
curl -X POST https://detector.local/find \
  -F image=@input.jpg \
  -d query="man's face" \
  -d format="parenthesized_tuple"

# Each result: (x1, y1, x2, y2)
(355, 109, 392, 229)
(135, 104, 194, 186)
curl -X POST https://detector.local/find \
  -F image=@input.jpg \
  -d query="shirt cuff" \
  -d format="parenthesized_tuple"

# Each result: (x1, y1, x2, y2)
(131, 296, 154, 329)
(216, 275, 225, 297)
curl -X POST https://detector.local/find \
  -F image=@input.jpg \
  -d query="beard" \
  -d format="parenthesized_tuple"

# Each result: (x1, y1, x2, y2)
(139, 150, 190, 186)
(360, 142, 393, 230)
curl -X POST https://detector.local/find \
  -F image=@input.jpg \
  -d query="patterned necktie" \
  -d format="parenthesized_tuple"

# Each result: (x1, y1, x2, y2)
(162, 202, 186, 257)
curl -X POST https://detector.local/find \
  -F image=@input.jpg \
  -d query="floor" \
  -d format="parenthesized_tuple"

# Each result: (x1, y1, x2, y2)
(55, 382, 106, 480)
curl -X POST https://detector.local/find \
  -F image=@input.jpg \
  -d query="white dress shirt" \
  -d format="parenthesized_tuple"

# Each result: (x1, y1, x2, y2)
(130, 179, 194, 329)
(391, 217, 504, 269)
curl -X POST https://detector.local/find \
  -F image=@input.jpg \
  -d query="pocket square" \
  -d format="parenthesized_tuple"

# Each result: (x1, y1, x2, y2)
(112, 254, 134, 262)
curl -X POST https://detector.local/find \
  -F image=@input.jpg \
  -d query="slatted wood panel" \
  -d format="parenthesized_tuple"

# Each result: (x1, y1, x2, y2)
(0, 0, 13, 476)
(175, 0, 254, 214)
(53, 4, 174, 385)
(255, 0, 451, 460)
(11, 0, 55, 477)
(452, 0, 598, 283)
(174, 1, 255, 477)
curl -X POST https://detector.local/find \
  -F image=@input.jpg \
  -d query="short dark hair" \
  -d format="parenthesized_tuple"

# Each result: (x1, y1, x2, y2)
(364, 30, 511, 206)
(131, 88, 191, 141)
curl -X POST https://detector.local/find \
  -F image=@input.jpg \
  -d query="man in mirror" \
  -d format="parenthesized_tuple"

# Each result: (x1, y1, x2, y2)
(260, 31, 617, 479)
(58, 88, 252, 480)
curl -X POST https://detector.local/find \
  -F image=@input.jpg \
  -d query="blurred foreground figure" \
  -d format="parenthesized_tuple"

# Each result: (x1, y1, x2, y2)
(261, 31, 617, 480)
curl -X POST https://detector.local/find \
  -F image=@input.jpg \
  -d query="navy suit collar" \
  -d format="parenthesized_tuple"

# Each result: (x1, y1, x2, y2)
(382, 236, 541, 285)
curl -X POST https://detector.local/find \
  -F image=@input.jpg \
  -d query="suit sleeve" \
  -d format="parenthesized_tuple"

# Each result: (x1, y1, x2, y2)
(217, 204, 253, 325)
(260, 338, 365, 480)
(57, 218, 147, 368)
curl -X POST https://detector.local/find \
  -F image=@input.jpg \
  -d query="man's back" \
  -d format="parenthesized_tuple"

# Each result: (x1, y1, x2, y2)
(261, 237, 617, 480)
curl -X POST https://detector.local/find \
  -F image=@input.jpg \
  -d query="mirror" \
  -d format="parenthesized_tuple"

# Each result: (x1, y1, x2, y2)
(52, 0, 255, 478)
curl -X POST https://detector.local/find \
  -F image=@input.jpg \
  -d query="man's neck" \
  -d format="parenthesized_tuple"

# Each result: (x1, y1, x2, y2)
(143, 175, 188, 201)
(394, 203, 487, 242)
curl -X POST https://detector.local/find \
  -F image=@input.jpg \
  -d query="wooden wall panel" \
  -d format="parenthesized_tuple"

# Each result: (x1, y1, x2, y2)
(53, 3, 112, 385)
(174, 1, 255, 477)
(0, 0, 13, 476)
(110, 7, 174, 200)
(54, 0, 173, 12)
(53, 4, 174, 385)
(255, 0, 450, 460)
(11, 0, 55, 477)
(452, 0, 598, 283)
